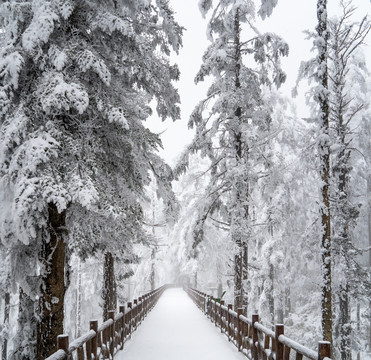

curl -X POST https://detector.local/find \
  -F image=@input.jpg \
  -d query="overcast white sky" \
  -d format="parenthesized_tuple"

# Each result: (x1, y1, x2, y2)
(147, 0, 371, 165)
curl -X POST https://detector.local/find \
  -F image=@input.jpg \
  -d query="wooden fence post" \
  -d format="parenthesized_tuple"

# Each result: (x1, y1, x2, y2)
(237, 308, 243, 351)
(90, 320, 98, 360)
(220, 300, 225, 332)
(57, 334, 69, 354)
(134, 299, 138, 329)
(275, 324, 284, 360)
(108, 310, 115, 359)
(119, 306, 125, 350)
(318, 341, 331, 360)
(128, 302, 132, 338)
(252, 314, 259, 360)
(138, 298, 141, 326)
(228, 304, 232, 341)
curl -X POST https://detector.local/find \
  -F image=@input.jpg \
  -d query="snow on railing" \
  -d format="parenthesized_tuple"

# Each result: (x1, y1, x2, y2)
(185, 287, 332, 360)
(46, 285, 170, 360)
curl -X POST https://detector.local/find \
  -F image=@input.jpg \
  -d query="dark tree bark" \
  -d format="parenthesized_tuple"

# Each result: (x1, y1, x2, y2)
(13, 289, 37, 360)
(1, 292, 10, 360)
(339, 284, 351, 360)
(37, 203, 66, 360)
(103, 252, 117, 321)
(232, 8, 249, 316)
(316, 0, 332, 345)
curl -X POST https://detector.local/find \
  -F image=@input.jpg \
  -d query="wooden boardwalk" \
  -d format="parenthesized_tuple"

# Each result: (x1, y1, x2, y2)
(117, 288, 245, 360)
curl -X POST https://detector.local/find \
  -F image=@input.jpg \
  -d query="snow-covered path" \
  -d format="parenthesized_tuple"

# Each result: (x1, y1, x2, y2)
(117, 288, 245, 360)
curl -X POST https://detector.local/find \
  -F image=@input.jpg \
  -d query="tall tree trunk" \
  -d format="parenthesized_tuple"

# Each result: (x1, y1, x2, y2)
(337, 156, 352, 360)
(356, 303, 361, 360)
(12, 288, 37, 360)
(37, 203, 67, 360)
(264, 244, 275, 323)
(339, 284, 351, 360)
(103, 252, 117, 321)
(284, 285, 291, 318)
(75, 258, 82, 338)
(316, 0, 332, 345)
(1, 292, 10, 360)
(232, 8, 249, 316)
(267, 221, 275, 323)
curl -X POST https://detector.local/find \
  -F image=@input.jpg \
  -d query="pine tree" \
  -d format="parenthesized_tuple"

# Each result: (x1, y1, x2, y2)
(295, 0, 332, 344)
(328, 3, 370, 358)
(295, 0, 371, 351)
(175, 0, 287, 314)
(315, 0, 333, 344)
(0, 1, 182, 358)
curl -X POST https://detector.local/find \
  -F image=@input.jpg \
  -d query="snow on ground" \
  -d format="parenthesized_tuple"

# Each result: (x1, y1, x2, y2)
(117, 287, 246, 360)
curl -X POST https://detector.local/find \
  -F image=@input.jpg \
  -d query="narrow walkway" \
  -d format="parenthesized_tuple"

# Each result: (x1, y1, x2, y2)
(117, 288, 245, 360)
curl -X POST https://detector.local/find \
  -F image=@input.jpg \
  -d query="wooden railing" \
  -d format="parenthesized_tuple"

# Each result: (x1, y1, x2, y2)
(185, 287, 332, 360)
(46, 285, 169, 360)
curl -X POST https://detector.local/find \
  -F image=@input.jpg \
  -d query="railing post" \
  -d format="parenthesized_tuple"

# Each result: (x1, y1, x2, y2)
(127, 302, 132, 338)
(275, 324, 284, 360)
(57, 334, 69, 354)
(210, 297, 214, 323)
(119, 306, 125, 350)
(137, 297, 141, 323)
(108, 310, 115, 359)
(134, 299, 138, 329)
(252, 314, 259, 360)
(220, 300, 225, 331)
(237, 308, 243, 351)
(318, 341, 331, 360)
(90, 320, 98, 359)
(227, 304, 232, 341)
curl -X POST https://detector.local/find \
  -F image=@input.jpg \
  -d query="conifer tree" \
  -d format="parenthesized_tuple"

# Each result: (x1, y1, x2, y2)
(295, 0, 371, 350)
(328, 3, 370, 358)
(0, 0, 182, 358)
(176, 0, 287, 313)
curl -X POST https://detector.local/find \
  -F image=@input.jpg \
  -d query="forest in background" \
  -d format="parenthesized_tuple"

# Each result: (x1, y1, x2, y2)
(0, 0, 370, 359)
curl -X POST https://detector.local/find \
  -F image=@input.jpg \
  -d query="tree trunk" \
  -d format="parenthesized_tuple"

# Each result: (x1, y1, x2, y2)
(12, 288, 37, 360)
(232, 8, 249, 317)
(75, 257, 82, 338)
(284, 285, 291, 318)
(1, 292, 10, 360)
(234, 243, 248, 314)
(103, 252, 117, 321)
(316, 0, 332, 345)
(339, 284, 351, 360)
(356, 303, 361, 360)
(268, 261, 275, 322)
(37, 203, 67, 360)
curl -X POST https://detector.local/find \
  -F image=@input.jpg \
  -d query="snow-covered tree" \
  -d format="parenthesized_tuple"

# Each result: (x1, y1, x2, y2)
(175, 0, 288, 314)
(294, 0, 333, 344)
(295, 0, 371, 352)
(0, 0, 182, 358)
(327, 4, 370, 358)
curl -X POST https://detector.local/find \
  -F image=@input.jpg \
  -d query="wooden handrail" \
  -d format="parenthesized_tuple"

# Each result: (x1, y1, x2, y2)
(46, 284, 170, 360)
(185, 287, 332, 360)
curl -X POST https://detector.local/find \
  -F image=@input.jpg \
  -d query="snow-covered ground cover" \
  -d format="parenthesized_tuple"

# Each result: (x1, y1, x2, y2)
(117, 287, 245, 360)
